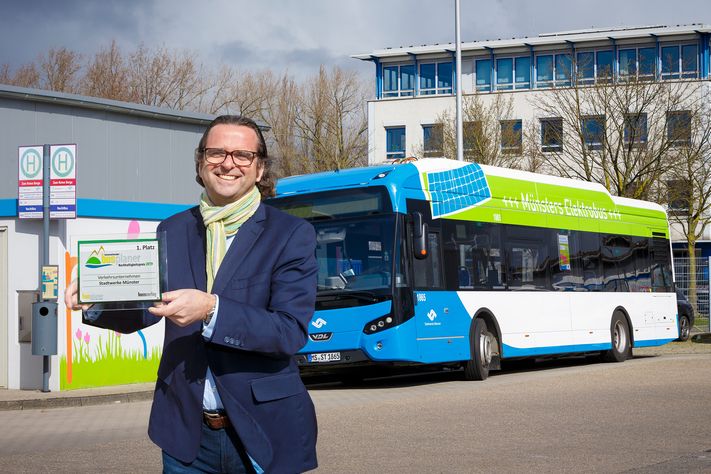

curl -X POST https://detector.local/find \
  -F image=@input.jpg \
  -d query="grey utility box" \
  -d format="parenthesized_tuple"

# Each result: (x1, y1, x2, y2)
(31, 302, 58, 355)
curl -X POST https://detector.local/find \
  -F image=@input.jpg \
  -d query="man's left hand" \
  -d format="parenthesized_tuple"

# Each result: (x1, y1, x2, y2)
(148, 289, 216, 327)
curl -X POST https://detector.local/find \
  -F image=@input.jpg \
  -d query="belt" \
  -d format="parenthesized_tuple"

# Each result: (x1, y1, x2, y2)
(203, 410, 232, 430)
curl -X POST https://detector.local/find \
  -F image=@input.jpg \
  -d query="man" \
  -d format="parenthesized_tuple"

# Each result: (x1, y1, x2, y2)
(65, 115, 319, 473)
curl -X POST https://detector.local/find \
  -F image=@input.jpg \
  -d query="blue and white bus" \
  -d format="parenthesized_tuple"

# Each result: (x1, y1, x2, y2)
(267, 159, 677, 381)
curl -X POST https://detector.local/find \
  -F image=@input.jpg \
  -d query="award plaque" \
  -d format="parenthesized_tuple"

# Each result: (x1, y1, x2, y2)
(78, 238, 162, 304)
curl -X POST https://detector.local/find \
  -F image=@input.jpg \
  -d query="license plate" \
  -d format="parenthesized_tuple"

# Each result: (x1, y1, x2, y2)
(307, 352, 341, 363)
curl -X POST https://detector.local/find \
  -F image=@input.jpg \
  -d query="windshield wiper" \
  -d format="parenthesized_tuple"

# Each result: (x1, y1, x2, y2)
(316, 290, 378, 303)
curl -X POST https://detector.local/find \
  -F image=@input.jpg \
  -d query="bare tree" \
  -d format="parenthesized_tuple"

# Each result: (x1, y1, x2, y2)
(292, 64, 370, 173)
(529, 57, 702, 200)
(661, 97, 711, 305)
(0, 61, 41, 89)
(411, 93, 534, 170)
(37, 46, 84, 93)
(80, 40, 131, 101)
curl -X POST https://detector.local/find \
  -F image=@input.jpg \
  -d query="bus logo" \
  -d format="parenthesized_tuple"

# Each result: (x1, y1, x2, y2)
(427, 310, 437, 321)
(312, 318, 327, 329)
(309, 333, 333, 341)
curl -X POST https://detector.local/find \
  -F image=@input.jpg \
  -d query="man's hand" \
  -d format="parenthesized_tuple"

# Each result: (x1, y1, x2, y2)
(148, 289, 216, 327)
(64, 278, 93, 312)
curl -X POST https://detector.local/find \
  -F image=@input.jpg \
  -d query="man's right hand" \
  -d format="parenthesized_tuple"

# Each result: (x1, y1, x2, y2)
(64, 278, 93, 312)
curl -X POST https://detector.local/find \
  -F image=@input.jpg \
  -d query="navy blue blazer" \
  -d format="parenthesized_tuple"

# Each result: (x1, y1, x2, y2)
(85, 202, 319, 473)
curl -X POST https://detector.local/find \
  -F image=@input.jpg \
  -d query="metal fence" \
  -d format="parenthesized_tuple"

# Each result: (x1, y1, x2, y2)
(673, 257, 711, 333)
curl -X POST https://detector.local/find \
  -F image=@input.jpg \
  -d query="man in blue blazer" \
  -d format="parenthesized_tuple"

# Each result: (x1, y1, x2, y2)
(65, 116, 318, 473)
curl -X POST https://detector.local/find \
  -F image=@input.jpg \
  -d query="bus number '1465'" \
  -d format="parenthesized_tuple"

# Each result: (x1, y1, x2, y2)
(417, 294, 426, 302)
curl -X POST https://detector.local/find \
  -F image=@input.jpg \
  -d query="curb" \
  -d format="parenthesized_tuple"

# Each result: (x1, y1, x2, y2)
(0, 390, 153, 412)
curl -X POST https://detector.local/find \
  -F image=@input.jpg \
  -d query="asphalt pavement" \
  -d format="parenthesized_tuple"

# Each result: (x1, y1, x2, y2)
(0, 354, 710, 473)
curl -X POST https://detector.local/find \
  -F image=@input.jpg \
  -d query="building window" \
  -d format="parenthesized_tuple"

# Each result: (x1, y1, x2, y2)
(667, 111, 691, 147)
(496, 56, 531, 90)
(383, 64, 415, 98)
(541, 118, 563, 153)
(555, 54, 572, 86)
(667, 179, 691, 215)
(619, 47, 656, 79)
(420, 62, 453, 95)
(624, 113, 648, 148)
(577, 52, 595, 84)
(582, 116, 605, 150)
(536, 55, 553, 88)
(463, 121, 483, 158)
(661, 44, 699, 79)
(437, 62, 453, 94)
(386, 127, 406, 159)
(476, 59, 492, 92)
(501, 120, 522, 154)
(423, 125, 444, 157)
(596, 50, 614, 81)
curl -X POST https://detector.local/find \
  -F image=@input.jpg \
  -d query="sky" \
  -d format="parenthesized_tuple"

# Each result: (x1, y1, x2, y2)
(0, 0, 710, 83)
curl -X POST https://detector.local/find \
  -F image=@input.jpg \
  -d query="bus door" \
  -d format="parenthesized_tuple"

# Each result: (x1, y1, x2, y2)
(413, 230, 467, 363)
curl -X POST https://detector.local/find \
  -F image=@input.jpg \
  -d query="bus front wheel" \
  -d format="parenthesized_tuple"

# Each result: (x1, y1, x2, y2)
(464, 318, 491, 381)
(602, 312, 630, 363)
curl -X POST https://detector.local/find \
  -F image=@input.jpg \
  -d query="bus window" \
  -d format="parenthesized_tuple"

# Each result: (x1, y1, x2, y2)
(442, 221, 505, 290)
(632, 236, 651, 292)
(414, 231, 443, 288)
(550, 230, 582, 291)
(504, 225, 549, 290)
(580, 231, 601, 291)
(602, 235, 633, 292)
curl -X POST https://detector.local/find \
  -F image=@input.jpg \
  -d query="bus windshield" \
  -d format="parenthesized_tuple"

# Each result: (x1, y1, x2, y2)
(312, 215, 399, 300)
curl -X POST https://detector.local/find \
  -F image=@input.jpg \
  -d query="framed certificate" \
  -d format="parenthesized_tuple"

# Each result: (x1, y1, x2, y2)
(77, 239, 162, 304)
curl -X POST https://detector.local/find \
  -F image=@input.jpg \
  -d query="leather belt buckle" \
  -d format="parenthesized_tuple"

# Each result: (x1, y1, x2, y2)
(203, 410, 232, 430)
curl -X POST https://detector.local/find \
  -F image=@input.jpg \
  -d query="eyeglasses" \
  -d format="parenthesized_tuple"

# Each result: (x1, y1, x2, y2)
(201, 148, 260, 166)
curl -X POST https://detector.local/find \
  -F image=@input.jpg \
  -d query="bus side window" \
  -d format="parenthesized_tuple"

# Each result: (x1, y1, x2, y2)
(580, 231, 601, 291)
(413, 231, 443, 289)
(504, 225, 549, 290)
(550, 230, 582, 291)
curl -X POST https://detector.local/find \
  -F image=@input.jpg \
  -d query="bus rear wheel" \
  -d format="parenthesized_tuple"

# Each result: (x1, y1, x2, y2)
(602, 312, 630, 363)
(464, 318, 491, 381)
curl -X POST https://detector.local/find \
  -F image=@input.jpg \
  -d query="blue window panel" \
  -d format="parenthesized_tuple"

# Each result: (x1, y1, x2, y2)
(624, 114, 648, 146)
(383, 66, 398, 97)
(597, 50, 614, 79)
(667, 111, 691, 146)
(536, 55, 553, 87)
(501, 120, 522, 154)
(437, 62, 453, 94)
(541, 118, 563, 153)
(476, 59, 492, 92)
(386, 127, 406, 159)
(515, 56, 531, 89)
(582, 116, 605, 150)
(578, 52, 595, 83)
(497, 58, 513, 90)
(639, 47, 656, 76)
(423, 125, 443, 157)
(682, 44, 698, 78)
(619, 49, 636, 77)
(661, 46, 680, 79)
(420, 63, 436, 94)
(556, 54, 572, 86)
(401, 65, 415, 96)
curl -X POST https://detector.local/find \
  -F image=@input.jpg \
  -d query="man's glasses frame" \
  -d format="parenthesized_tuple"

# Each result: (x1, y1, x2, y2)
(200, 148, 260, 166)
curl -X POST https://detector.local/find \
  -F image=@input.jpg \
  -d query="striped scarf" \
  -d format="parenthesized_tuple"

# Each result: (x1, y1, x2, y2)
(199, 186, 261, 292)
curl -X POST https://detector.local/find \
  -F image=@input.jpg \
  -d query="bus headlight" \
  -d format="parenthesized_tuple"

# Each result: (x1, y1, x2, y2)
(363, 316, 395, 335)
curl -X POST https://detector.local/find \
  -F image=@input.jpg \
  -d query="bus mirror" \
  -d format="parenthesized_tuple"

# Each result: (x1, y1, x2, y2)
(412, 212, 429, 260)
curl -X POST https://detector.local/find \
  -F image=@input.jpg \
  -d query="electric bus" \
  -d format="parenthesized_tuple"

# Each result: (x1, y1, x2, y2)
(266, 159, 677, 381)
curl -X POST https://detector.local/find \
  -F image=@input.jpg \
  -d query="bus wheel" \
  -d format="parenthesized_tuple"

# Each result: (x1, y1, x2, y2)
(464, 318, 491, 381)
(678, 315, 691, 342)
(602, 312, 630, 363)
